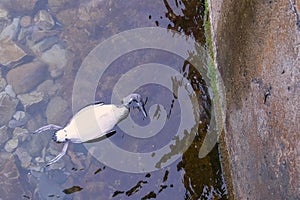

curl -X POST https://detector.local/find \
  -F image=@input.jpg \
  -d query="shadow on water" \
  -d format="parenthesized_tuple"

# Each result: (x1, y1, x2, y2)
(0, 0, 228, 199)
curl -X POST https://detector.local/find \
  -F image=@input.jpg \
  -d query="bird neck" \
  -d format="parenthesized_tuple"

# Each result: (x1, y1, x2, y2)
(114, 105, 130, 122)
(122, 94, 135, 107)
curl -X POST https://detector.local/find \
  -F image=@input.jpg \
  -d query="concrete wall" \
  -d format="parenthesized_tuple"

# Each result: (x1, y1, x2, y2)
(208, 0, 300, 199)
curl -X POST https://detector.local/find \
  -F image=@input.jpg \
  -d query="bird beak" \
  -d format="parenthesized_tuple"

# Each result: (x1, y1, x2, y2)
(137, 102, 147, 118)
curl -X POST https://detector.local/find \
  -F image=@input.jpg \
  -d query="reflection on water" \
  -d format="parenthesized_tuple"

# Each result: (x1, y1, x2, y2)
(0, 0, 228, 199)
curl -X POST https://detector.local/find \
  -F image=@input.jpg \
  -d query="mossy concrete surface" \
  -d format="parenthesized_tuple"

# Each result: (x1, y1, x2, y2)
(208, 0, 300, 199)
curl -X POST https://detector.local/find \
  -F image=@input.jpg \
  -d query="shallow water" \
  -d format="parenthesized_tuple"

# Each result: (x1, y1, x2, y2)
(0, 0, 228, 199)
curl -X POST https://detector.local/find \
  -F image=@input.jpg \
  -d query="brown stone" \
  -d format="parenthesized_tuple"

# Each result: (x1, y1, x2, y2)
(0, 126, 9, 146)
(46, 96, 70, 125)
(0, 93, 18, 126)
(0, 32, 27, 66)
(209, 0, 300, 199)
(6, 61, 48, 94)
(20, 15, 32, 27)
(0, 153, 30, 199)
(1, 0, 37, 13)
(48, 0, 76, 13)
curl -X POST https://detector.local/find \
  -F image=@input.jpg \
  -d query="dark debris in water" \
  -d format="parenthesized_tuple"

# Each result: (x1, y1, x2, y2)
(22, 194, 31, 199)
(125, 180, 148, 196)
(141, 191, 157, 200)
(94, 168, 102, 175)
(71, 167, 84, 171)
(162, 170, 169, 182)
(158, 185, 168, 194)
(112, 190, 125, 197)
(62, 186, 83, 194)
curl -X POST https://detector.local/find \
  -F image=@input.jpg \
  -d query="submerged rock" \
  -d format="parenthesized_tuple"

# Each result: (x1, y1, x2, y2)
(46, 96, 69, 125)
(31, 36, 59, 54)
(0, 38, 27, 66)
(4, 127, 29, 152)
(0, 126, 9, 146)
(4, 137, 18, 152)
(25, 134, 44, 157)
(34, 10, 56, 31)
(6, 61, 48, 94)
(0, 18, 27, 66)
(41, 44, 70, 78)
(4, 85, 16, 98)
(13, 110, 26, 120)
(26, 113, 45, 133)
(15, 147, 32, 168)
(0, 7, 9, 20)
(36, 79, 62, 101)
(31, 170, 69, 200)
(0, 92, 18, 126)
(0, 17, 20, 41)
(0, 77, 7, 92)
(13, 127, 29, 143)
(20, 15, 32, 28)
(8, 111, 30, 128)
(1, 0, 37, 13)
(17, 91, 44, 112)
(8, 119, 26, 128)
(48, 0, 75, 13)
(0, 153, 29, 199)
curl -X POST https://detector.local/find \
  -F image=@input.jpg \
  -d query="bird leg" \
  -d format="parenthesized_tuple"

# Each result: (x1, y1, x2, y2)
(33, 124, 62, 134)
(46, 141, 69, 166)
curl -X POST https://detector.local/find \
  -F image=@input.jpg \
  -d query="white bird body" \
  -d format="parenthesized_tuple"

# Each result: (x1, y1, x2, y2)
(57, 104, 129, 143)
(34, 93, 147, 166)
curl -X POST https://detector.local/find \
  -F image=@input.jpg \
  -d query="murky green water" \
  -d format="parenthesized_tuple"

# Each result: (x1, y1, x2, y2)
(0, 0, 228, 199)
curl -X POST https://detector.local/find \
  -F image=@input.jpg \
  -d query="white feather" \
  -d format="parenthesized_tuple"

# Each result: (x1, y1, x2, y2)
(57, 104, 129, 143)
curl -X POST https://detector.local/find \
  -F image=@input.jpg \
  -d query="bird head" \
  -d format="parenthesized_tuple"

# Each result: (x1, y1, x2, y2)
(122, 93, 147, 118)
(52, 129, 68, 143)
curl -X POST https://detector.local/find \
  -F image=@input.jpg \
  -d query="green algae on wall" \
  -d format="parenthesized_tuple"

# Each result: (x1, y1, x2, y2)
(198, 0, 226, 159)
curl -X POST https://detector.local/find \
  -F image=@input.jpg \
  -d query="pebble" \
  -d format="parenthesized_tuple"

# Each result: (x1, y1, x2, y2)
(0, 153, 25, 199)
(34, 10, 55, 30)
(17, 25, 33, 43)
(0, 77, 7, 92)
(31, 36, 59, 54)
(0, 92, 19, 126)
(13, 127, 29, 143)
(1, 0, 38, 13)
(56, 7, 77, 25)
(8, 111, 29, 128)
(48, 0, 74, 13)
(35, 156, 45, 163)
(0, 18, 20, 41)
(13, 110, 26, 120)
(17, 91, 44, 112)
(41, 44, 69, 78)
(8, 119, 24, 129)
(0, 40, 27, 66)
(0, 7, 9, 20)
(6, 61, 48, 94)
(0, 126, 9, 146)
(4, 137, 18, 153)
(4, 85, 16, 98)
(20, 15, 32, 27)
(15, 147, 32, 168)
(36, 79, 61, 99)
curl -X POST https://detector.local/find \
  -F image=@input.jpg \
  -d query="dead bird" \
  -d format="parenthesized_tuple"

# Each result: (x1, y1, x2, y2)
(34, 93, 147, 166)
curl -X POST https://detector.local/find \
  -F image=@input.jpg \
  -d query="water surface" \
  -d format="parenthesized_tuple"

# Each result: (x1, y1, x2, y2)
(0, 0, 228, 199)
